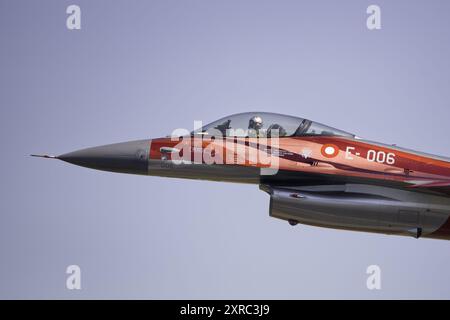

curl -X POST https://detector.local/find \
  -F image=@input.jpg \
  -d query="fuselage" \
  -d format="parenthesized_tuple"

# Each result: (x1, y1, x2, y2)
(149, 135, 450, 240)
(36, 112, 450, 240)
(149, 135, 450, 187)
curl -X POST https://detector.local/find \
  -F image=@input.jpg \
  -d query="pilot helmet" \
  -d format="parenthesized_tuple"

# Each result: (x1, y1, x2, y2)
(249, 116, 263, 130)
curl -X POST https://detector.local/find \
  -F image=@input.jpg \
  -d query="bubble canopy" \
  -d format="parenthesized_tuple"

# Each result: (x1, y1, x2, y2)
(191, 112, 354, 138)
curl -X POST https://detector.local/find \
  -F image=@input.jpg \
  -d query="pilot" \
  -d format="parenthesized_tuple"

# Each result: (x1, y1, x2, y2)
(248, 116, 263, 137)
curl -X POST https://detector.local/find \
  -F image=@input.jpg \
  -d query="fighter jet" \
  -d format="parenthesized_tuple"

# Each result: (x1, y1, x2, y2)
(32, 112, 450, 240)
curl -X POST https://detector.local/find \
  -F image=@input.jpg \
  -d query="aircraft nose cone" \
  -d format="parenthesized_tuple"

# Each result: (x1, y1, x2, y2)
(58, 139, 151, 175)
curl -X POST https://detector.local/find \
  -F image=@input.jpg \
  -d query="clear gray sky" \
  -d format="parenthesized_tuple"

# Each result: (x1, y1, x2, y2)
(1, 0, 450, 299)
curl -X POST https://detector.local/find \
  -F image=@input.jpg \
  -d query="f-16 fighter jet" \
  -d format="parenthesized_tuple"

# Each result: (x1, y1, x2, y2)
(33, 112, 450, 240)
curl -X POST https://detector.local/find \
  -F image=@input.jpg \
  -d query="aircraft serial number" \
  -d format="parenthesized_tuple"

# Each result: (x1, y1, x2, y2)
(345, 147, 396, 165)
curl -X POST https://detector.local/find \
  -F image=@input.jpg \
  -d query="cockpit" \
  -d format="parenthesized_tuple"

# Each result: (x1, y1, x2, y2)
(191, 112, 354, 138)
